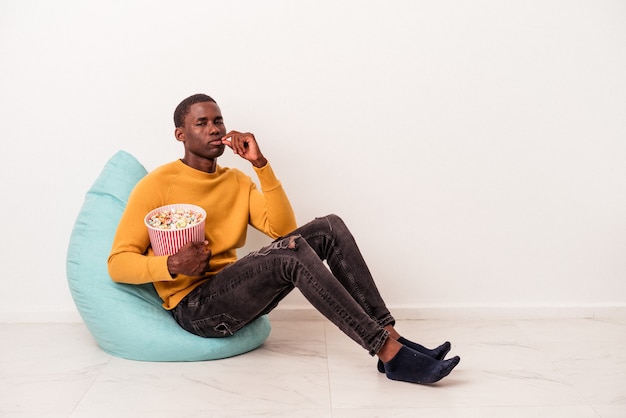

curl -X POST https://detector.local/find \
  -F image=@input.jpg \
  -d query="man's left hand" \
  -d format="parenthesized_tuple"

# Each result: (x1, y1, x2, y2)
(222, 130, 268, 168)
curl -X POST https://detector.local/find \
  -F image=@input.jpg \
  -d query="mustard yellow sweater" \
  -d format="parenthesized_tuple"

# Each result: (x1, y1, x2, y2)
(108, 160, 297, 309)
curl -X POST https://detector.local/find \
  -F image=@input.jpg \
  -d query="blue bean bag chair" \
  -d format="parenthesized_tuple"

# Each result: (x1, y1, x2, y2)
(66, 150, 271, 361)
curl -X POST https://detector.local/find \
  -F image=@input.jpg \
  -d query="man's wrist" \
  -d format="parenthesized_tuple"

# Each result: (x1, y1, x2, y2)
(251, 157, 268, 168)
(166, 256, 177, 277)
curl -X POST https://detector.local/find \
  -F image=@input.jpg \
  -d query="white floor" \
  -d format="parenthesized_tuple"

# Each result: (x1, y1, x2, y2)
(1, 316, 625, 417)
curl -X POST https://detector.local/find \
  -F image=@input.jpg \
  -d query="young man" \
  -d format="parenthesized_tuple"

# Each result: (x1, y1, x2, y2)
(108, 94, 460, 384)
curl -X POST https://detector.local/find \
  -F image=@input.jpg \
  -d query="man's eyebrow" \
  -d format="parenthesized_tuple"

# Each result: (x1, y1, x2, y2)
(195, 116, 222, 121)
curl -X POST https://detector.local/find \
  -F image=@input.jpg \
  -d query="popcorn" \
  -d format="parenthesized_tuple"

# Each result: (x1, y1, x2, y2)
(144, 204, 206, 256)
(146, 208, 204, 230)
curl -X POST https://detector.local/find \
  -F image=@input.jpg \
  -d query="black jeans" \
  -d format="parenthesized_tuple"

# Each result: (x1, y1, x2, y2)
(172, 214, 395, 355)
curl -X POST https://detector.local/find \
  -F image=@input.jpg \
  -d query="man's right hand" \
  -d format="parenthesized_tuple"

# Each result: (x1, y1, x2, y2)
(166, 240, 212, 277)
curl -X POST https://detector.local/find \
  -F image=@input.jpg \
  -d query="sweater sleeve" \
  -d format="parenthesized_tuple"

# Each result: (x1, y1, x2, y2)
(249, 162, 297, 237)
(107, 180, 176, 285)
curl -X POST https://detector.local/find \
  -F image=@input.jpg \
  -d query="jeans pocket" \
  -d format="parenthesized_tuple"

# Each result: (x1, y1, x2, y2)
(191, 313, 243, 337)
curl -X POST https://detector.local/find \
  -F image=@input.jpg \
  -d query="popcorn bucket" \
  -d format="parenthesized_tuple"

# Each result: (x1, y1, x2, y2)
(144, 204, 206, 256)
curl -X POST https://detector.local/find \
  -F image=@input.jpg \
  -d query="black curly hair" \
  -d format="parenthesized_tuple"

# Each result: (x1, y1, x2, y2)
(173, 94, 217, 128)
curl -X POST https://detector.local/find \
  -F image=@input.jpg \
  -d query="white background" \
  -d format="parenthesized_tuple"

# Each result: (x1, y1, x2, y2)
(1, 0, 625, 320)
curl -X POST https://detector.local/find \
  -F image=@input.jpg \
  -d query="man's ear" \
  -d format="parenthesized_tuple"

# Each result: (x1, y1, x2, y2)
(174, 127, 185, 142)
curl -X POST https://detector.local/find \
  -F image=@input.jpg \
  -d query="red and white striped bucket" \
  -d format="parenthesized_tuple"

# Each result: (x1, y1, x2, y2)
(144, 204, 206, 256)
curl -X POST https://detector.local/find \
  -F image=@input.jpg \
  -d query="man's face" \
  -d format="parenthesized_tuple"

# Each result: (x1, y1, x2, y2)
(176, 101, 227, 160)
